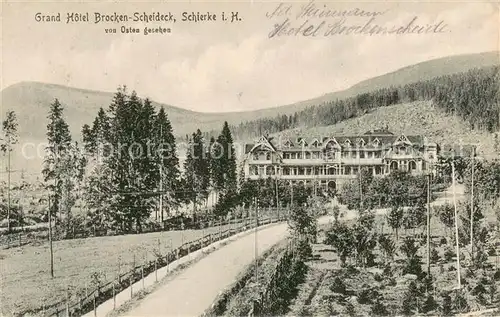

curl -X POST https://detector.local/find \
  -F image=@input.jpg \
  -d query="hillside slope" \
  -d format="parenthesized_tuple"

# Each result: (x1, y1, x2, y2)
(274, 101, 498, 158)
(1, 51, 498, 141)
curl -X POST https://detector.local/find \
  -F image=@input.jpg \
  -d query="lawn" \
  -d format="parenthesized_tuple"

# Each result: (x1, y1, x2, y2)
(0, 222, 242, 316)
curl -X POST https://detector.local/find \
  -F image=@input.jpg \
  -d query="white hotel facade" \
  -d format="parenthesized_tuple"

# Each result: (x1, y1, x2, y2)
(243, 128, 439, 191)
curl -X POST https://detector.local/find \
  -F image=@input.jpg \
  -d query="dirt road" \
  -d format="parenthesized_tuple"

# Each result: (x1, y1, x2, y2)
(119, 216, 334, 317)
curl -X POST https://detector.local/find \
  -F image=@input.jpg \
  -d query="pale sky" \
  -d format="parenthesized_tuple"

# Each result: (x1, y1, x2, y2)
(2, 0, 499, 113)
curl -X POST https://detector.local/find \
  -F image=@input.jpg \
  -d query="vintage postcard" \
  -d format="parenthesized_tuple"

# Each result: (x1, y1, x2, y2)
(1, 0, 499, 316)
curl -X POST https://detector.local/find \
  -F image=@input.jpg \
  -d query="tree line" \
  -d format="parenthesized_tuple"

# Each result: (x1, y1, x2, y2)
(222, 66, 499, 139)
(0, 87, 326, 234)
(0, 87, 243, 235)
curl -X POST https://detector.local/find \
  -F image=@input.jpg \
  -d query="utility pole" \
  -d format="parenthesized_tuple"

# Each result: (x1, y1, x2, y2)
(48, 195, 54, 278)
(426, 173, 431, 275)
(254, 196, 259, 283)
(452, 160, 461, 289)
(159, 125, 164, 223)
(159, 164, 163, 222)
(275, 176, 279, 219)
(470, 146, 475, 262)
(7, 146, 11, 232)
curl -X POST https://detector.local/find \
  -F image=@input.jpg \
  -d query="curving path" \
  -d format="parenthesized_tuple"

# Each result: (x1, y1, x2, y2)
(117, 216, 335, 317)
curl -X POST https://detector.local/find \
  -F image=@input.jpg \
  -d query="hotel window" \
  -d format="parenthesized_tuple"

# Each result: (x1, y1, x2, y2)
(250, 166, 258, 175)
(266, 153, 271, 160)
(266, 166, 274, 175)
(258, 166, 265, 175)
(374, 151, 381, 158)
(409, 161, 417, 170)
(359, 151, 365, 159)
(253, 153, 259, 160)
(283, 152, 290, 159)
(298, 167, 305, 175)
(305, 152, 311, 159)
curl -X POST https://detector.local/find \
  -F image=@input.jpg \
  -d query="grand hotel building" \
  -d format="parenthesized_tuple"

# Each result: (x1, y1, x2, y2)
(243, 128, 439, 191)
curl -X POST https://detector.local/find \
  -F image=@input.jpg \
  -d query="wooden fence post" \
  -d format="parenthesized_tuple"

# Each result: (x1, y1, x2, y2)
(66, 289, 70, 316)
(118, 257, 121, 284)
(113, 282, 116, 309)
(19, 233, 22, 247)
(93, 293, 97, 317)
(141, 265, 145, 289)
(166, 252, 170, 272)
(130, 274, 133, 298)
(155, 258, 158, 282)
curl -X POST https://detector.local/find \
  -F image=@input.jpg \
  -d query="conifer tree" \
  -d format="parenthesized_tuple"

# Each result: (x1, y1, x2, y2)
(154, 106, 180, 220)
(213, 121, 237, 194)
(59, 141, 86, 235)
(43, 99, 73, 224)
(182, 130, 209, 220)
(1, 111, 18, 231)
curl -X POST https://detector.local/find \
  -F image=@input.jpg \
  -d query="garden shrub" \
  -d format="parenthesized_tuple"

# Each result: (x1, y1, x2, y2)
(330, 277, 348, 295)
(452, 291, 469, 313)
(371, 298, 389, 316)
(343, 301, 357, 316)
(401, 281, 422, 315)
(440, 292, 453, 316)
(430, 248, 440, 264)
(494, 269, 500, 281)
(440, 237, 448, 245)
(444, 247, 455, 262)
(421, 295, 438, 313)
(357, 284, 381, 305)
(488, 244, 497, 256)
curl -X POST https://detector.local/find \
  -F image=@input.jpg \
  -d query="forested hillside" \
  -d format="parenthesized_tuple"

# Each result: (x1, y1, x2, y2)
(228, 66, 500, 141)
(272, 101, 498, 158)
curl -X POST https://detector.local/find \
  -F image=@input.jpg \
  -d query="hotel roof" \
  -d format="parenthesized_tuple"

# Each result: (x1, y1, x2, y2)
(245, 128, 434, 153)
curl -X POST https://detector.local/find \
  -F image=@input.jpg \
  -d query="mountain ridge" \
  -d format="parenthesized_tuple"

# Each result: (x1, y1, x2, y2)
(1, 51, 498, 141)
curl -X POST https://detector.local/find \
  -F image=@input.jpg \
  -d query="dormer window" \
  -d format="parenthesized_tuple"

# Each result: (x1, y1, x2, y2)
(311, 139, 320, 148)
(357, 138, 366, 147)
(372, 138, 380, 147)
(298, 138, 308, 147)
(395, 134, 411, 145)
(283, 140, 293, 148)
(344, 139, 352, 147)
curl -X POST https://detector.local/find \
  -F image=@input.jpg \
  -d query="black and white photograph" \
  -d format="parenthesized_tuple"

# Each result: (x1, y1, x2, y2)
(1, 1, 499, 316)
